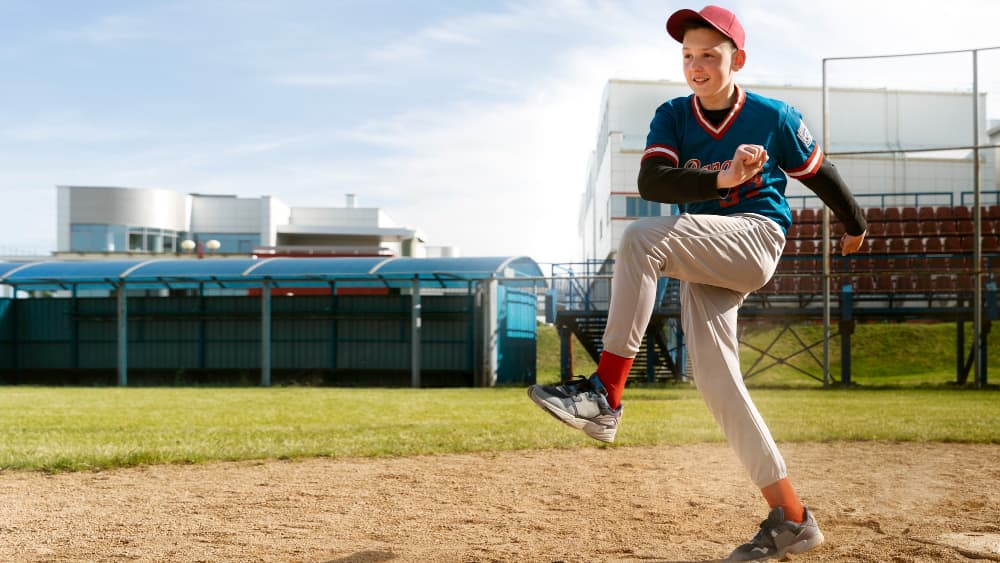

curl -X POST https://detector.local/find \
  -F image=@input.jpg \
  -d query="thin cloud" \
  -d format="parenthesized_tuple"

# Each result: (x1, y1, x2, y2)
(50, 14, 151, 45)
(1, 115, 146, 143)
(272, 73, 381, 87)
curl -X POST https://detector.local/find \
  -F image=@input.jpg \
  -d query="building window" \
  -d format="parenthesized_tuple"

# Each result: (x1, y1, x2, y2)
(128, 232, 144, 251)
(193, 233, 260, 254)
(625, 197, 662, 218)
(70, 224, 127, 252)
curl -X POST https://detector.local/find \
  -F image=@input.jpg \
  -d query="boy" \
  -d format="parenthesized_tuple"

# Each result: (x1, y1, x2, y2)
(528, 5, 867, 561)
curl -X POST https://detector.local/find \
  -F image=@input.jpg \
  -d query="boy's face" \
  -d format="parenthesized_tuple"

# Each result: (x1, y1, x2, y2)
(681, 27, 746, 108)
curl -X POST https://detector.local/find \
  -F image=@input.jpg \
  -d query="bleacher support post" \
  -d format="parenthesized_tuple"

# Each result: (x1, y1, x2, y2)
(558, 322, 572, 381)
(840, 284, 854, 386)
(982, 281, 997, 386)
(957, 320, 966, 383)
(645, 326, 656, 383)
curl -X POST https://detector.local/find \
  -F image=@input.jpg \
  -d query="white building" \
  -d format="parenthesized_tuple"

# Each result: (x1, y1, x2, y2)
(580, 79, 996, 263)
(56, 186, 454, 258)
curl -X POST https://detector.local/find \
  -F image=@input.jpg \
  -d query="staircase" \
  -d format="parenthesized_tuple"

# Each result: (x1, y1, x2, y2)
(555, 311, 684, 382)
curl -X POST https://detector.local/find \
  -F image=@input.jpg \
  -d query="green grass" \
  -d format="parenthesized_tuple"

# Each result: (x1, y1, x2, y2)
(0, 385, 996, 472)
(1, 321, 998, 472)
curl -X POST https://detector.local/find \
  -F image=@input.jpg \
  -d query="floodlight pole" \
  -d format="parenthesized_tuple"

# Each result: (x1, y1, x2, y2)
(821, 58, 831, 387)
(972, 48, 984, 388)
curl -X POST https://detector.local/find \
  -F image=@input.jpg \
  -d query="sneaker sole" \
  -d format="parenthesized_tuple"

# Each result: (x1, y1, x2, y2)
(526, 386, 616, 443)
(777, 529, 825, 559)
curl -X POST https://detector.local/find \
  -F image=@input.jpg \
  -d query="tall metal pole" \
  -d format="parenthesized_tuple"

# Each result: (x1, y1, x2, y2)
(821, 58, 831, 387)
(411, 276, 422, 388)
(972, 49, 983, 388)
(260, 279, 272, 387)
(116, 283, 128, 387)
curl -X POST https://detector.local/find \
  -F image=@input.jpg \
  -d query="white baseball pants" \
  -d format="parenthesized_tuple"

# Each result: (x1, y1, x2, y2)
(604, 212, 787, 488)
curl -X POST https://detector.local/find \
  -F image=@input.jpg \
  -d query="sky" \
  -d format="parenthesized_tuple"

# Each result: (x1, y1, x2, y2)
(2, 0, 1000, 264)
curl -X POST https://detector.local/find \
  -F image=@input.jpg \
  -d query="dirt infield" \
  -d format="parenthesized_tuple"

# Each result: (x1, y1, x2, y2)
(1, 442, 998, 562)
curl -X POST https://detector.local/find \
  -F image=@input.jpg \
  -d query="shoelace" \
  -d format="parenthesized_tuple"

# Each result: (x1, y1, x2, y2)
(560, 375, 595, 393)
(749, 518, 781, 549)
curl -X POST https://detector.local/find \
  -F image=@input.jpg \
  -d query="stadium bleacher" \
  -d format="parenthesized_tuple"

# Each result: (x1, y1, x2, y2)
(758, 204, 1000, 299)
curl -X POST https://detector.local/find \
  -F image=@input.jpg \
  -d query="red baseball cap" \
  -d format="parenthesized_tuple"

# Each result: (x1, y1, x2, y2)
(666, 5, 745, 50)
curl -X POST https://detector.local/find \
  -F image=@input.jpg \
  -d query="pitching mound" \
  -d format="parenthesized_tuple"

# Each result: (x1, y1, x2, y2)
(2, 442, 998, 562)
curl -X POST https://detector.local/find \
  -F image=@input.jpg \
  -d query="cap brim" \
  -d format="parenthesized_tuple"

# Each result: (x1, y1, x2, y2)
(665, 9, 704, 44)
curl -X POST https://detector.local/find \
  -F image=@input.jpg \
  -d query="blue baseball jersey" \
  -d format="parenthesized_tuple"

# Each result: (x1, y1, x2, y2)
(641, 85, 823, 234)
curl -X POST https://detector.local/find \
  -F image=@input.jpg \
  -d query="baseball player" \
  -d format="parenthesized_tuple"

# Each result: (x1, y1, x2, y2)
(528, 5, 867, 560)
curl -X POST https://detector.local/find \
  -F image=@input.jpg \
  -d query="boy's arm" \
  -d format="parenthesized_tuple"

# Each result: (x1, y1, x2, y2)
(637, 145, 764, 203)
(637, 157, 722, 204)
(798, 158, 867, 236)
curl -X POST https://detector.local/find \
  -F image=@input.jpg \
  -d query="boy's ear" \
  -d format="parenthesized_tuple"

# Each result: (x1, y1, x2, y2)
(732, 49, 746, 71)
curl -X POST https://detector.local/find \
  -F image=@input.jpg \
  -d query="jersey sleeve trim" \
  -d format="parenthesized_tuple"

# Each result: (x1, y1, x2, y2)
(641, 145, 679, 166)
(784, 144, 824, 180)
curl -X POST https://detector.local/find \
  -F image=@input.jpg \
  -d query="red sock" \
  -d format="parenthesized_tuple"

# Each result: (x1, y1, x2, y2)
(761, 478, 805, 524)
(595, 351, 633, 410)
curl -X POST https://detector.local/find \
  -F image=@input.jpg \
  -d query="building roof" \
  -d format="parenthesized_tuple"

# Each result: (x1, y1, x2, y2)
(0, 256, 544, 291)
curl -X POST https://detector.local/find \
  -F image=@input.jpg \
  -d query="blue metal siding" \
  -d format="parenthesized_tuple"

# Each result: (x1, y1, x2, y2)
(0, 299, 12, 369)
(0, 256, 541, 385)
(496, 286, 538, 385)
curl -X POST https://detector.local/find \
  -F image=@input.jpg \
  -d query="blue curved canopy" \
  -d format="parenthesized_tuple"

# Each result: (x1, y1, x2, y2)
(0, 256, 544, 290)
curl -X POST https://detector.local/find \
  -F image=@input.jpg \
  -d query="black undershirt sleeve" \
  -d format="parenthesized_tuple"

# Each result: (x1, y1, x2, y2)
(799, 158, 867, 236)
(636, 157, 723, 204)
(636, 156, 868, 236)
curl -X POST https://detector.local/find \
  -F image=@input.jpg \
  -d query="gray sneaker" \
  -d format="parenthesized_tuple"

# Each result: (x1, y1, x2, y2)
(727, 507, 825, 561)
(527, 374, 622, 443)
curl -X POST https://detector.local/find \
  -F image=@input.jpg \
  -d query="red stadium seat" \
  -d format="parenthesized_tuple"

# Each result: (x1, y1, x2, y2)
(938, 221, 957, 236)
(957, 220, 974, 235)
(799, 208, 818, 223)
(867, 222, 886, 237)
(988, 205, 1000, 220)
(798, 277, 820, 294)
(932, 275, 955, 293)
(874, 274, 894, 292)
(902, 207, 918, 221)
(905, 238, 925, 254)
(854, 275, 875, 292)
(884, 207, 902, 222)
(902, 221, 921, 237)
(935, 206, 955, 221)
(955, 206, 972, 220)
(925, 237, 944, 253)
(918, 207, 937, 221)
(777, 277, 797, 293)
(984, 236, 1000, 252)
(886, 222, 903, 237)
(865, 208, 884, 223)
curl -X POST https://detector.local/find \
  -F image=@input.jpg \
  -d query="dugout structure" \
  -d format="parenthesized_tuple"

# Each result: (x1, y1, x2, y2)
(0, 256, 543, 387)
